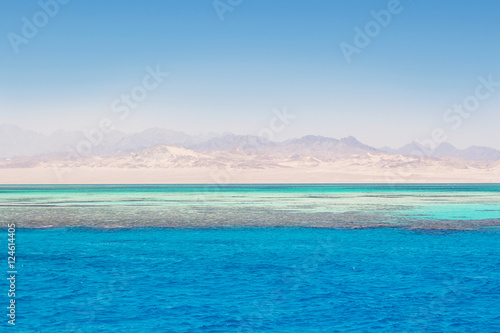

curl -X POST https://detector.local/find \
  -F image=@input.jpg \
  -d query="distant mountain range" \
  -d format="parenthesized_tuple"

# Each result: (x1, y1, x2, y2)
(0, 124, 218, 158)
(1, 124, 500, 162)
(381, 142, 500, 161)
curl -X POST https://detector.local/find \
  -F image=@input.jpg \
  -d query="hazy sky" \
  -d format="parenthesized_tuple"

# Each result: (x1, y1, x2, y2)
(1, 0, 499, 148)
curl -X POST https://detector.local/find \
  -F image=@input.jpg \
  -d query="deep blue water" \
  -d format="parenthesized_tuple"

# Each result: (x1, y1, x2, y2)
(4, 227, 500, 332)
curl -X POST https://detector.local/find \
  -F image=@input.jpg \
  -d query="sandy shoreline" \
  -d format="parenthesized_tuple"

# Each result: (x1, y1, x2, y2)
(1, 166, 499, 184)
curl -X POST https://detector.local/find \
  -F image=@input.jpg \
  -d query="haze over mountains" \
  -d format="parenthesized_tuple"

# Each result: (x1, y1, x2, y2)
(1, 124, 499, 184)
(1, 124, 500, 161)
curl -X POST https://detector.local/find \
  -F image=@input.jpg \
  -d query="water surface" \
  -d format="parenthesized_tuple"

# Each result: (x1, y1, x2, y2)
(1, 184, 500, 229)
(3, 227, 500, 332)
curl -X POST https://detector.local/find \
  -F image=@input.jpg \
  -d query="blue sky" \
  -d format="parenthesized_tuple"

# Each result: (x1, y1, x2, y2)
(1, 0, 499, 148)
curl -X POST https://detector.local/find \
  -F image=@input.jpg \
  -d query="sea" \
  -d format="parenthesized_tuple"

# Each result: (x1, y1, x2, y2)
(1, 184, 499, 332)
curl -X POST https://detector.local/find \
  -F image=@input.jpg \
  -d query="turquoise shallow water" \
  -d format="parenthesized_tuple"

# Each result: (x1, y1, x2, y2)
(2, 227, 500, 332)
(1, 184, 499, 228)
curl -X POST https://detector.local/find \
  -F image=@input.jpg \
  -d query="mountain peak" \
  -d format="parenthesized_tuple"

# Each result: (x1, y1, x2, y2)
(340, 136, 360, 144)
(0, 124, 23, 133)
(292, 135, 339, 144)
